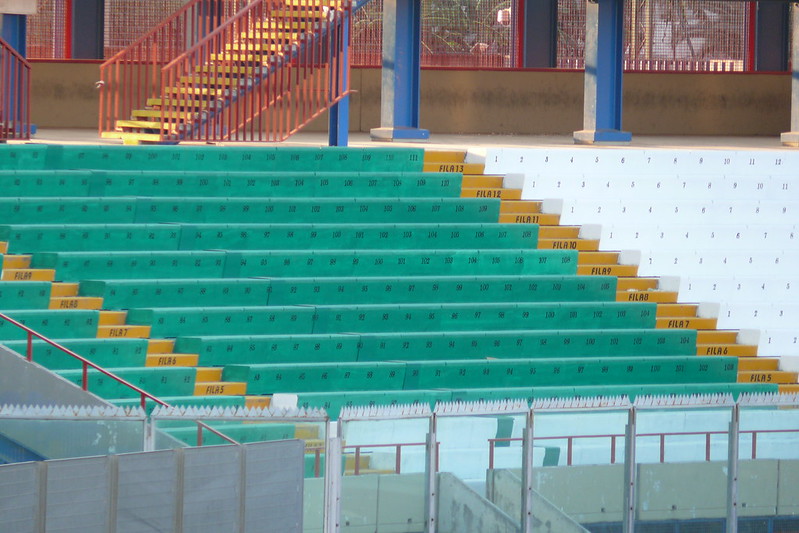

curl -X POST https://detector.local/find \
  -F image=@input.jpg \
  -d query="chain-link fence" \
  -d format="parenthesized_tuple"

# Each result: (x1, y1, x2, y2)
(26, 0, 756, 72)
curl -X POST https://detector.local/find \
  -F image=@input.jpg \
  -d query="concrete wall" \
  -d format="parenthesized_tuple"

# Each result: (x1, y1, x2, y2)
(29, 62, 791, 136)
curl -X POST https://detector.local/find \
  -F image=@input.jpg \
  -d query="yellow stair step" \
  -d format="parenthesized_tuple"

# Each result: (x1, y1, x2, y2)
(254, 20, 317, 31)
(738, 371, 798, 384)
(656, 304, 698, 317)
(577, 264, 639, 277)
(50, 283, 79, 297)
(539, 226, 581, 239)
(617, 278, 660, 291)
(224, 43, 286, 54)
(616, 290, 679, 303)
(424, 150, 466, 163)
(461, 187, 521, 200)
(461, 176, 505, 188)
(99, 311, 127, 325)
(424, 162, 485, 174)
(115, 119, 171, 131)
(100, 131, 162, 143)
(2, 255, 31, 269)
(1, 269, 56, 281)
(194, 381, 247, 396)
(49, 297, 104, 310)
(145, 97, 208, 108)
(0, 242, 7, 254)
(697, 344, 759, 357)
(131, 109, 196, 121)
(148, 339, 176, 354)
(344, 454, 371, 471)
(655, 317, 718, 329)
(500, 200, 543, 214)
(539, 239, 600, 251)
(209, 52, 276, 63)
(696, 330, 739, 344)
(577, 251, 620, 265)
(499, 213, 560, 225)
(163, 86, 226, 97)
(294, 424, 321, 440)
(146, 353, 200, 367)
(96, 325, 151, 338)
(196, 367, 223, 381)
(738, 358, 780, 371)
(778, 384, 799, 394)
(245, 396, 272, 409)
(240, 30, 301, 41)
(196, 64, 261, 75)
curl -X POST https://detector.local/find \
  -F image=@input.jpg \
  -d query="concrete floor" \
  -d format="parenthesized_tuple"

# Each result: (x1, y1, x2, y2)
(16, 128, 797, 153)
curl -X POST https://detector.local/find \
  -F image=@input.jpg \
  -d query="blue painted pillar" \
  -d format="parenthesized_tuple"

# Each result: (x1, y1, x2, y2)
(329, 13, 350, 147)
(781, 3, 799, 147)
(370, 0, 429, 141)
(1, 14, 27, 57)
(573, 0, 631, 145)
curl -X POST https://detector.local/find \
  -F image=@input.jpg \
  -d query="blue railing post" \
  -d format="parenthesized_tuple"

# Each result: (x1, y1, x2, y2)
(574, 0, 631, 145)
(329, 10, 350, 147)
(369, 0, 429, 141)
(781, 3, 799, 147)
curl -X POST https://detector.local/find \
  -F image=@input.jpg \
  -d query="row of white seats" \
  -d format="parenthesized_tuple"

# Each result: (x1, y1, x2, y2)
(485, 147, 799, 178)
(553, 199, 799, 226)
(636, 250, 799, 277)
(675, 277, 798, 303)
(523, 174, 794, 201)
(599, 224, 797, 251)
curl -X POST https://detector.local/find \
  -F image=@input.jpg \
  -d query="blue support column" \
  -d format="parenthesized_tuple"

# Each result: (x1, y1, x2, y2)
(370, 0, 429, 141)
(573, 0, 631, 145)
(329, 12, 350, 147)
(1, 14, 27, 57)
(781, 3, 799, 147)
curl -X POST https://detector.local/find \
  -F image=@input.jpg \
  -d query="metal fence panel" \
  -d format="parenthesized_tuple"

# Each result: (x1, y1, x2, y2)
(0, 462, 40, 533)
(46, 456, 111, 533)
(244, 440, 304, 533)
(183, 445, 242, 533)
(116, 450, 178, 533)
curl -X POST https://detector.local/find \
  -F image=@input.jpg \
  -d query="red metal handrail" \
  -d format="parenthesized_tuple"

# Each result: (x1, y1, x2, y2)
(0, 312, 237, 445)
(0, 37, 31, 141)
(488, 427, 799, 468)
(98, 0, 249, 135)
(157, 0, 351, 142)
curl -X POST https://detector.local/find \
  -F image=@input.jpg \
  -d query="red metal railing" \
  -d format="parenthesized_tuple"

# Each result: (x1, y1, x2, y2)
(488, 427, 799, 468)
(98, 0, 249, 135)
(0, 37, 31, 141)
(0, 312, 237, 445)
(99, 0, 351, 143)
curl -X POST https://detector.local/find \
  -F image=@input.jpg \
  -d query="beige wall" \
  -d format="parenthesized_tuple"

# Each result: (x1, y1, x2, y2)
(30, 61, 791, 136)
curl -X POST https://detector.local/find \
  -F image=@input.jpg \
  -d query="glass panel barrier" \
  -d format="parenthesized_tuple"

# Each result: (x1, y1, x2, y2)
(339, 413, 430, 533)
(533, 408, 628, 532)
(635, 406, 732, 532)
(739, 403, 799, 532)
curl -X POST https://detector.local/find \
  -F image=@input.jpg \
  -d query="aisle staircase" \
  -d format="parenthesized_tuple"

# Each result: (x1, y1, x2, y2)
(99, 0, 350, 144)
(423, 150, 799, 393)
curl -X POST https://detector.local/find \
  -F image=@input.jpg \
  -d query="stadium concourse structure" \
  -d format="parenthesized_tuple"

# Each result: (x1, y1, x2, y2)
(0, 132, 797, 531)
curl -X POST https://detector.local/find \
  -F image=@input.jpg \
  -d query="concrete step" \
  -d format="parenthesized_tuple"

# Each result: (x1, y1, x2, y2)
(656, 304, 698, 317)
(96, 325, 151, 339)
(49, 297, 104, 310)
(1, 269, 56, 281)
(617, 278, 659, 291)
(738, 371, 798, 385)
(194, 381, 247, 396)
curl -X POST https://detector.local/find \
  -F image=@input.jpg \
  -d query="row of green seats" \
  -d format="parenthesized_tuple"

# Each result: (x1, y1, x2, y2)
(1, 338, 149, 370)
(126, 302, 656, 337)
(0, 281, 51, 309)
(1, 222, 538, 253)
(295, 382, 779, 419)
(82, 275, 617, 310)
(224, 356, 739, 394)
(176, 329, 695, 366)
(0, 170, 461, 198)
(0, 310, 100, 341)
(55, 366, 196, 400)
(0, 145, 425, 172)
(33, 249, 578, 281)
(0, 197, 500, 224)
